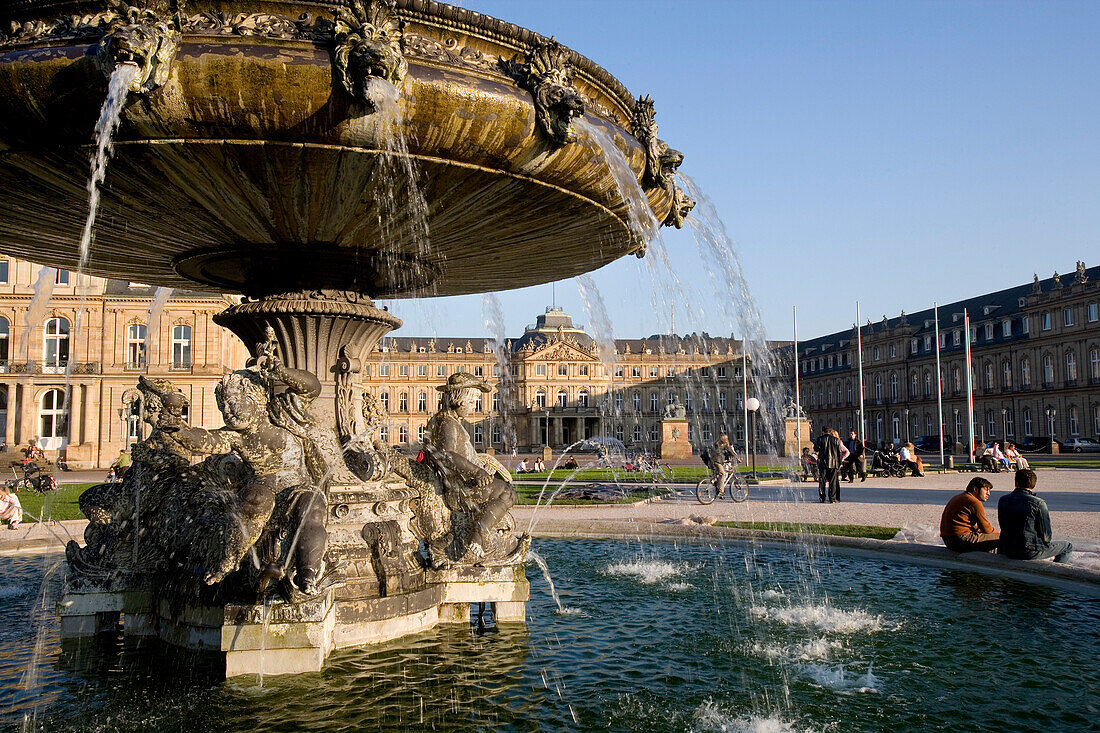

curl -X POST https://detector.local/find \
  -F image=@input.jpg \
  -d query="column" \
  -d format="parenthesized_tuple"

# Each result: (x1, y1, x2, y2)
(551, 418, 563, 448)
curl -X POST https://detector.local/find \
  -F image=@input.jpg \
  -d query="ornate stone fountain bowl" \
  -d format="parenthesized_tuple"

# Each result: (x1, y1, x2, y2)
(0, 0, 692, 297)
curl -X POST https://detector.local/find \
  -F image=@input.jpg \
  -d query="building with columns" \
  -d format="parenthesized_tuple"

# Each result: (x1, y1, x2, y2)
(795, 263, 1100, 450)
(361, 307, 786, 455)
(0, 257, 245, 468)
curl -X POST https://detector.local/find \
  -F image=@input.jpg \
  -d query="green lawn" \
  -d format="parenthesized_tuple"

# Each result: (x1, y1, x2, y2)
(14, 482, 95, 522)
(512, 466, 788, 483)
(715, 521, 900, 540)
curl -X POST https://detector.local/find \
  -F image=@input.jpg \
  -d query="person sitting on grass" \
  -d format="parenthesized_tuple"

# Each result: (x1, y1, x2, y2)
(0, 485, 23, 530)
(562, 456, 579, 470)
(939, 477, 999, 553)
(515, 458, 530, 474)
(998, 469, 1073, 563)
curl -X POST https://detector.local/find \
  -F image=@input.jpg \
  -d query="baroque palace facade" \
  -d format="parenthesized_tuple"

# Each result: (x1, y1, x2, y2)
(796, 263, 1100, 450)
(2, 253, 784, 466)
(0, 257, 245, 468)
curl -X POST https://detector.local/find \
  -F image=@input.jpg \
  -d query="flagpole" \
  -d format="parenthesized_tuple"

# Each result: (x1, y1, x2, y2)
(793, 306, 801, 451)
(742, 346, 749, 456)
(964, 308, 975, 461)
(934, 303, 945, 468)
(856, 302, 865, 441)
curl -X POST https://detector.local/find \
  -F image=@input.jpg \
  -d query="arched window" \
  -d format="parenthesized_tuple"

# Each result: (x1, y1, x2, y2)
(557, 389, 568, 408)
(126, 323, 147, 369)
(923, 370, 932, 397)
(418, 424, 427, 442)
(702, 424, 712, 441)
(684, 393, 693, 412)
(0, 317, 8, 365)
(0, 386, 6, 442)
(1090, 348, 1100, 380)
(1021, 357, 1032, 387)
(925, 414, 933, 436)
(891, 412, 900, 439)
(632, 424, 642, 443)
(418, 392, 427, 412)
(578, 389, 590, 408)
(1069, 405, 1079, 435)
(379, 391, 389, 411)
(719, 392, 727, 411)
(615, 392, 624, 411)
(809, 388, 815, 409)
(1002, 360, 1012, 389)
(43, 317, 69, 369)
(890, 372, 898, 401)
(836, 383, 842, 405)
(846, 380, 853, 404)
(473, 425, 483, 444)
(1065, 351, 1077, 382)
(987, 410, 996, 437)
(874, 375, 883, 402)
(649, 423, 659, 441)
(399, 392, 409, 412)
(492, 391, 500, 412)
(952, 366, 961, 392)
(667, 392, 675, 407)
(650, 392, 659, 413)
(474, 393, 483, 412)
(535, 389, 546, 409)
(1023, 407, 1032, 436)
(984, 362, 994, 390)
(1042, 354, 1054, 384)
(615, 424, 624, 442)
(171, 325, 191, 368)
(910, 372, 919, 397)
(39, 389, 67, 441)
(1005, 409, 1015, 436)
(398, 424, 409, 443)
(701, 392, 710, 410)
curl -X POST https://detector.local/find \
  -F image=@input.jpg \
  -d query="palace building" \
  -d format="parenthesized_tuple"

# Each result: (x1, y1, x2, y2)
(0, 257, 245, 468)
(795, 263, 1100, 450)
(2, 255, 789, 466)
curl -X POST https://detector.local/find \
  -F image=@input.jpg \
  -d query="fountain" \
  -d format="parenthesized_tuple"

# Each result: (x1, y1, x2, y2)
(0, 0, 695, 676)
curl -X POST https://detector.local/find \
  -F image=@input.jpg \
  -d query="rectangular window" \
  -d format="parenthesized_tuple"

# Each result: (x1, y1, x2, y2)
(969, 327, 977, 343)
(380, 364, 390, 377)
(952, 330, 960, 346)
(418, 365, 427, 377)
(536, 364, 546, 376)
(666, 367, 674, 377)
(0, 259, 8, 284)
(889, 344, 896, 358)
(701, 366, 711, 376)
(55, 269, 70, 285)
(1022, 317, 1029, 334)
(923, 336, 931, 351)
(911, 339, 919, 354)
(1063, 307, 1074, 327)
(436, 365, 446, 377)
(1002, 320, 1011, 337)
(717, 367, 726, 378)
(578, 364, 589, 376)
(557, 364, 568, 376)
(984, 323, 993, 340)
(170, 325, 192, 369)
(632, 367, 641, 377)
(614, 366, 624, 377)
(939, 333, 946, 348)
(649, 367, 658, 377)
(474, 365, 484, 377)
(454, 365, 464, 373)
(1088, 303, 1099, 322)
(1042, 312, 1052, 330)
(399, 364, 409, 376)
(492, 364, 500, 377)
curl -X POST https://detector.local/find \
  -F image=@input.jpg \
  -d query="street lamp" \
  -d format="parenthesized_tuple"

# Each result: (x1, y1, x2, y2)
(1046, 407, 1056, 451)
(903, 407, 910, 444)
(1001, 408, 1007, 441)
(746, 397, 760, 480)
(953, 408, 960, 454)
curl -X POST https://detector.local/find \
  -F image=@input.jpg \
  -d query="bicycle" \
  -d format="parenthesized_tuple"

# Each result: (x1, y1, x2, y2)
(7, 463, 58, 493)
(696, 460, 748, 504)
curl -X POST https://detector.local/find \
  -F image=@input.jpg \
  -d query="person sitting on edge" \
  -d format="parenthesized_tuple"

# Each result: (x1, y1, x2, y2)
(990, 442, 1011, 470)
(899, 442, 924, 477)
(940, 477, 999, 553)
(1004, 443, 1029, 470)
(0, 485, 22, 529)
(997, 469, 1073, 563)
(800, 447, 818, 482)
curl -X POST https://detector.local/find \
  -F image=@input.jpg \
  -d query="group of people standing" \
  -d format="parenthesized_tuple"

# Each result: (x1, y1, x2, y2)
(939, 469, 1073, 563)
(808, 427, 869, 502)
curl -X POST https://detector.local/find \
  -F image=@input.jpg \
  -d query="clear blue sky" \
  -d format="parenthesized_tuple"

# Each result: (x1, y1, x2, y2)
(381, 0, 1100, 344)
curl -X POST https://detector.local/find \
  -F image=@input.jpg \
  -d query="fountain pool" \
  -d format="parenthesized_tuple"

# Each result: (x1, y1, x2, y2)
(4, 540, 1097, 732)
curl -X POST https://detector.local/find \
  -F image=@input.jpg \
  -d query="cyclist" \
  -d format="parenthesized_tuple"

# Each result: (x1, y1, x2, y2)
(711, 434, 739, 498)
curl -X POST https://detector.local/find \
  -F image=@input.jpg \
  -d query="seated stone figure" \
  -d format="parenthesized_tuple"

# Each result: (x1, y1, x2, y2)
(67, 375, 190, 581)
(165, 328, 328, 594)
(420, 373, 522, 568)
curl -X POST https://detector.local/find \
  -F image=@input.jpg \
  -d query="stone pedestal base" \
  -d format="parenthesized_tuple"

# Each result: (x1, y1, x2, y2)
(783, 416, 813, 458)
(659, 419, 692, 460)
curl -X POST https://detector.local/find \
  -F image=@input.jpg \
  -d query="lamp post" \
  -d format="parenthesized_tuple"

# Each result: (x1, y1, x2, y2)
(1001, 408, 1007, 442)
(953, 408, 960, 455)
(746, 397, 760, 481)
(904, 407, 910, 444)
(1046, 407, 1056, 452)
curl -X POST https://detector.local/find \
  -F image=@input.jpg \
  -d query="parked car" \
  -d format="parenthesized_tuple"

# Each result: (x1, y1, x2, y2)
(913, 435, 951, 453)
(1062, 437, 1100, 453)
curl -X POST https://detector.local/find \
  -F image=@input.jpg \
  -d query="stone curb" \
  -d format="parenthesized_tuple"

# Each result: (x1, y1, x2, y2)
(526, 519, 1100, 597)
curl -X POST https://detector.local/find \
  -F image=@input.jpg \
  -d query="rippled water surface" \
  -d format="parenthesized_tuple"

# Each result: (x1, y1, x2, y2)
(2, 540, 1098, 732)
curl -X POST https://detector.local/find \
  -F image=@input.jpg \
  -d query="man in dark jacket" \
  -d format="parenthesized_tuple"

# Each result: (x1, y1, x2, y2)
(842, 430, 866, 483)
(814, 426, 843, 503)
(997, 469, 1073, 562)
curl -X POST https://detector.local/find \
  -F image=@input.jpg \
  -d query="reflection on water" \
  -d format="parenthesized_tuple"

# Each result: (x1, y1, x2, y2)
(2, 542, 1098, 732)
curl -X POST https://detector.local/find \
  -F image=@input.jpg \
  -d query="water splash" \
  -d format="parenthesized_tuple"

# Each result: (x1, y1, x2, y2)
(144, 286, 173, 368)
(602, 558, 697, 585)
(797, 662, 881, 693)
(576, 118, 659, 244)
(526, 549, 575, 614)
(78, 63, 141, 270)
(748, 603, 889, 634)
(482, 292, 518, 451)
(18, 266, 56, 366)
(574, 273, 616, 374)
(693, 703, 819, 733)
